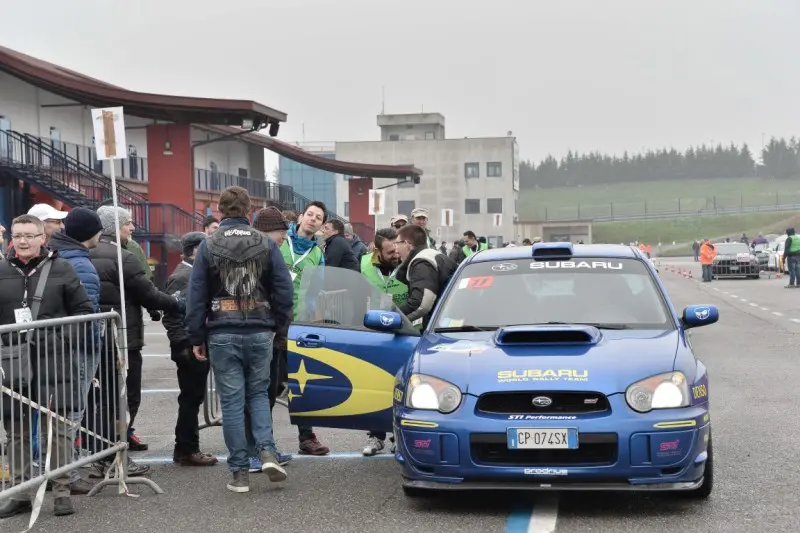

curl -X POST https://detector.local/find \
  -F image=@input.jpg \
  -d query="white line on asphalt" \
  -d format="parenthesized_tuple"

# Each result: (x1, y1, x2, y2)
(529, 495, 559, 533)
(730, 295, 738, 298)
(136, 453, 395, 465)
(792, 319, 800, 324)
(749, 303, 758, 307)
(713, 288, 720, 291)
(740, 298, 748, 302)
(761, 307, 770, 311)
(143, 353, 171, 358)
(773, 312, 784, 316)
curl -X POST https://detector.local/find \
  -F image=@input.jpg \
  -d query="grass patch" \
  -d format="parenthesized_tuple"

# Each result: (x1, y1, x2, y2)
(594, 211, 800, 249)
(520, 177, 800, 220)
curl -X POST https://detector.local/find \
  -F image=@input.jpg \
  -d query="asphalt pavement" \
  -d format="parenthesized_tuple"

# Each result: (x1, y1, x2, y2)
(5, 258, 800, 532)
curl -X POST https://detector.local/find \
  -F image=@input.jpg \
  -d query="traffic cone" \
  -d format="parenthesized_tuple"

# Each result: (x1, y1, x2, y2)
(688, 270, 693, 279)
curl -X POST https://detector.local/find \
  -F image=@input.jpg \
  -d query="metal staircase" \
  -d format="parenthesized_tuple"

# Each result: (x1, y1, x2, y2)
(0, 130, 202, 241)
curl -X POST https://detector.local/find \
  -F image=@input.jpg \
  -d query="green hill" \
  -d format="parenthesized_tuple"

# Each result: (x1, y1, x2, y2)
(520, 177, 800, 221)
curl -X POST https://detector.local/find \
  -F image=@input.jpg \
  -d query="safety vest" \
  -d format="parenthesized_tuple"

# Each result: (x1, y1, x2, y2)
(360, 253, 409, 307)
(788, 236, 800, 254)
(280, 237, 324, 320)
(462, 243, 488, 257)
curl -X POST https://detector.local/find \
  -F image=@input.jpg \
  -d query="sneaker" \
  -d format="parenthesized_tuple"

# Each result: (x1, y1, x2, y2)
(258, 450, 288, 483)
(276, 451, 293, 466)
(227, 470, 250, 493)
(173, 452, 218, 466)
(128, 433, 148, 451)
(69, 478, 95, 495)
(90, 457, 150, 478)
(53, 496, 75, 516)
(389, 435, 397, 454)
(248, 456, 262, 473)
(298, 434, 330, 456)
(362, 436, 385, 456)
(0, 499, 32, 519)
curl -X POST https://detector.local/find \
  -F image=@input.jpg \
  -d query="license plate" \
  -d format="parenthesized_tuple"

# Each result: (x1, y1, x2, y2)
(729, 266, 739, 271)
(507, 427, 579, 450)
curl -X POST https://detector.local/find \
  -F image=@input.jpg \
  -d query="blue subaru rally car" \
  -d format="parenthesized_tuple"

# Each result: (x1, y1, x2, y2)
(285, 242, 716, 498)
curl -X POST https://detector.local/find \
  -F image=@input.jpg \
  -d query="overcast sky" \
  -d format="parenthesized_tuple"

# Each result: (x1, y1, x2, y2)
(3, 0, 799, 173)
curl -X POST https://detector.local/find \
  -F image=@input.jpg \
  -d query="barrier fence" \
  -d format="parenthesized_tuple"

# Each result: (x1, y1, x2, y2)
(1, 312, 163, 522)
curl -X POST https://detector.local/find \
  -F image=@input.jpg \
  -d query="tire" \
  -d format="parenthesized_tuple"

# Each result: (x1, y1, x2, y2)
(684, 434, 713, 499)
(749, 275, 759, 280)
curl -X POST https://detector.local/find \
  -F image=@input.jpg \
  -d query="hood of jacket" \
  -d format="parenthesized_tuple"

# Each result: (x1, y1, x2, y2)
(47, 231, 89, 255)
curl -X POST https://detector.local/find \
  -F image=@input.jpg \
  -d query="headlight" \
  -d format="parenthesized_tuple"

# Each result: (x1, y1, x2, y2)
(405, 374, 462, 413)
(625, 372, 690, 413)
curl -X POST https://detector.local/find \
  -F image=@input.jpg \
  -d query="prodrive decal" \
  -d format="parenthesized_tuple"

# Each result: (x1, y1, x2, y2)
(497, 369, 589, 383)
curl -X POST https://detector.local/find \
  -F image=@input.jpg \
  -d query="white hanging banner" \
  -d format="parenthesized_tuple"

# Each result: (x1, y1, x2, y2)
(493, 213, 502, 227)
(441, 208, 454, 227)
(90, 107, 127, 160)
(368, 189, 386, 215)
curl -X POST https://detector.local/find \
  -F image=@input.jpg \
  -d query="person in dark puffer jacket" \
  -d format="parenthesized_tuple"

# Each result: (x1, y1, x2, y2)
(88, 205, 182, 477)
(0, 214, 93, 519)
(46, 207, 104, 495)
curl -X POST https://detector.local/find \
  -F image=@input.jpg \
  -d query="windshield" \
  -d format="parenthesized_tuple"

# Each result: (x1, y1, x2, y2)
(433, 258, 672, 330)
(753, 243, 769, 252)
(714, 243, 750, 255)
(296, 265, 419, 335)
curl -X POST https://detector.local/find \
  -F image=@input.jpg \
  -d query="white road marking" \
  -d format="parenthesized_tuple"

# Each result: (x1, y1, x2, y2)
(773, 312, 784, 316)
(713, 288, 720, 291)
(529, 495, 560, 533)
(792, 319, 800, 324)
(761, 307, 770, 311)
(143, 353, 171, 358)
(749, 303, 758, 307)
(739, 298, 748, 302)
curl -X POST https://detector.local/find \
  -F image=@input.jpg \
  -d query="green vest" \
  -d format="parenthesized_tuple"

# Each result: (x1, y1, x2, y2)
(126, 238, 152, 280)
(462, 242, 488, 257)
(788, 236, 800, 254)
(360, 253, 409, 308)
(280, 237, 324, 321)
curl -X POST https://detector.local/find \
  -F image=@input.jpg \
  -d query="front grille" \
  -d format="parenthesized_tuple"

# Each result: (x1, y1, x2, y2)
(476, 391, 610, 415)
(470, 433, 618, 466)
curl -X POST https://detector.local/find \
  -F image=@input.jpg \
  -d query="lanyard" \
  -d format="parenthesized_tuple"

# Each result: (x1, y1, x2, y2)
(286, 235, 312, 267)
(14, 257, 49, 308)
(375, 264, 399, 285)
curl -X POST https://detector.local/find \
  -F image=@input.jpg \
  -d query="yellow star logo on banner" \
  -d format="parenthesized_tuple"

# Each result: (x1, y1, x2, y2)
(287, 389, 299, 403)
(288, 359, 332, 394)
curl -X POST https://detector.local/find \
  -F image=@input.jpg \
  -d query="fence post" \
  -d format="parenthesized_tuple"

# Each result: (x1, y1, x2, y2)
(610, 202, 614, 218)
(644, 201, 648, 215)
(545, 207, 548, 221)
(577, 204, 581, 219)
(678, 198, 681, 212)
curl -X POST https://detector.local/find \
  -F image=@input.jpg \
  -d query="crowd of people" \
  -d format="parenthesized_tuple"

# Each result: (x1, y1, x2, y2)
(3, 186, 518, 515)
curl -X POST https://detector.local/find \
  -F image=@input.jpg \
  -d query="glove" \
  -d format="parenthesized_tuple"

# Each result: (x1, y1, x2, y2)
(149, 310, 162, 322)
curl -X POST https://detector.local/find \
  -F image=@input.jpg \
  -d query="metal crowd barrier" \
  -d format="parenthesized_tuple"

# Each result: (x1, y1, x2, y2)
(200, 367, 222, 429)
(1, 312, 163, 514)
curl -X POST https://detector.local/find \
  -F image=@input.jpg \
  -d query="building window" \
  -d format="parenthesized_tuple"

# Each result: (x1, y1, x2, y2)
(487, 198, 503, 213)
(487, 162, 502, 177)
(465, 199, 480, 214)
(344, 201, 349, 217)
(389, 134, 400, 141)
(425, 131, 435, 140)
(465, 162, 480, 179)
(398, 200, 416, 216)
(238, 167, 248, 178)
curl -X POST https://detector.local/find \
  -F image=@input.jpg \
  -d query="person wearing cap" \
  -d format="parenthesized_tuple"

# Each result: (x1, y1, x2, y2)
(27, 203, 68, 240)
(248, 207, 294, 469)
(343, 222, 369, 263)
(161, 231, 218, 467)
(409, 208, 436, 249)
(89, 205, 182, 472)
(389, 214, 408, 230)
(45, 207, 104, 495)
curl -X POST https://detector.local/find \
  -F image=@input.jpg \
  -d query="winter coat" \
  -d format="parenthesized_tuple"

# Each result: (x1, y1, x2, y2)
(324, 234, 360, 272)
(397, 247, 457, 328)
(89, 235, 181, 351)
(0, 248, 93, 416)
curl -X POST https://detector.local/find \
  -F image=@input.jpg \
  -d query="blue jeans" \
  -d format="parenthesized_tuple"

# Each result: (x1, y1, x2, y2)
(702, 264, 713, 282)
(208, 331, 277, 472)
(789, 256, 800, 285)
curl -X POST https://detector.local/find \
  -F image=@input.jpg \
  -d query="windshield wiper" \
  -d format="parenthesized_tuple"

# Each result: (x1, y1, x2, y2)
(433, 325, 497, 333)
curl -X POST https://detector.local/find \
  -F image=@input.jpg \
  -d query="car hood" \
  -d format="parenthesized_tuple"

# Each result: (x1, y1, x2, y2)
(714, 253, 752, 260)
(416, 327, 681, 396)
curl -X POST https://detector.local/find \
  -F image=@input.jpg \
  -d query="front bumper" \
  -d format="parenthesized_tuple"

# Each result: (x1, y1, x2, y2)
(395, 394, 711, 491)
(712, 262, 759, 277)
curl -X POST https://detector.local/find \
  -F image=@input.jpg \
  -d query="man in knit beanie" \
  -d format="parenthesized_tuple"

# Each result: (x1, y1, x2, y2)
(97, 199, 152, 281)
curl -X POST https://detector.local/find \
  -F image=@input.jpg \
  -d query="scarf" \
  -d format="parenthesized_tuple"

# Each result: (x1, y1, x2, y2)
(288, 225, 318, 255)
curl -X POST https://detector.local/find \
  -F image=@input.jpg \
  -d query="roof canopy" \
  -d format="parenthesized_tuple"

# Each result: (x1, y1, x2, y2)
(0, 45, 286, 126)
(1, 45, 422, 180)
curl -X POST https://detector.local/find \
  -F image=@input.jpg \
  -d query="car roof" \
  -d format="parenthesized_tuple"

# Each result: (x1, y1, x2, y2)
(467, 243, 643, 265)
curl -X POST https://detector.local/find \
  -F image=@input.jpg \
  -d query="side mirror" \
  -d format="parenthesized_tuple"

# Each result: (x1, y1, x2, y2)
(682, 305, 719, 329)
(364, 310, 403, 332)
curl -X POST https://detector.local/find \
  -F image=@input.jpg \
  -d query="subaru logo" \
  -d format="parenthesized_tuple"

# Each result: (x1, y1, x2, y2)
(492, 263, 518, 272)
(532, 396, 553, 407)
